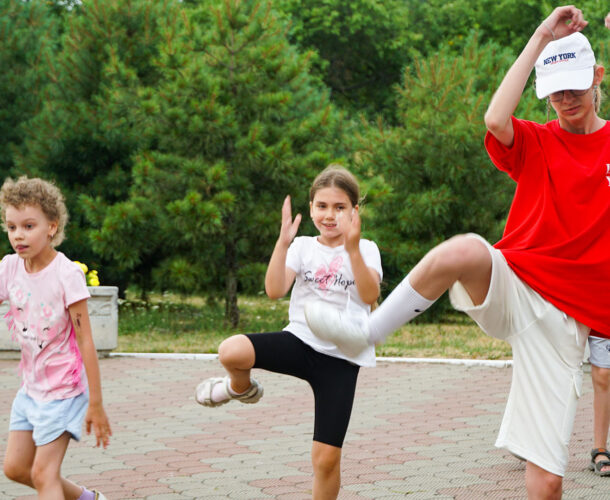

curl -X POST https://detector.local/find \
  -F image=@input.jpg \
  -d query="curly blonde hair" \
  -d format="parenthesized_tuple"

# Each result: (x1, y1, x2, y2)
(0, 176, 68, 247)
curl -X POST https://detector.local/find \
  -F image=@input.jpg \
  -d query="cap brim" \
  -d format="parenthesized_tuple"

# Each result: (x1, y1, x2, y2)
(536, 68, 594, 99)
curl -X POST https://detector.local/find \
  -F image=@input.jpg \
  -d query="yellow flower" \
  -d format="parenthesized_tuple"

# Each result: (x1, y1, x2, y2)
(74, 261, 100, 286)
(73, 261, 88, 274)
(87, 275, 100, 287)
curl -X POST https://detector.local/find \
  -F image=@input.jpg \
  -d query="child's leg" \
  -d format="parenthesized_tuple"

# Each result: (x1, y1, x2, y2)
(4, 431, 83, 500)
(196, 334, 261, 406)
(587, 336, 610, 475)
(591, 363, 610, 472)
(311, 441, 341, 500)
(308, 350, 359, 500)
(32, 432, 86, 500)
(217, 334, 256, 393)
(3, 430, 36, 487)
(241, 332, 358, 499)
(6, 388, 98, 499)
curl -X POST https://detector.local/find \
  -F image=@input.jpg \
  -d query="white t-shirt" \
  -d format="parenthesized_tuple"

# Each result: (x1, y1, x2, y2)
(284, 236, 382, 367)
(0, 252, 90, 401)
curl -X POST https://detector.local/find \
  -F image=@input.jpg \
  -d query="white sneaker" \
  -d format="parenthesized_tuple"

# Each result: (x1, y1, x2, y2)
(304, 301, 371, 357)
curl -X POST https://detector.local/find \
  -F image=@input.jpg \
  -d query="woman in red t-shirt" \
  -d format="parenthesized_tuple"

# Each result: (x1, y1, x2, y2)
(304, 5, 610, 499)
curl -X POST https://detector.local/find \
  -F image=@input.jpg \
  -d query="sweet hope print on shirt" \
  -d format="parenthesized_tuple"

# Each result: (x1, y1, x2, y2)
(304, 255, 355, 292)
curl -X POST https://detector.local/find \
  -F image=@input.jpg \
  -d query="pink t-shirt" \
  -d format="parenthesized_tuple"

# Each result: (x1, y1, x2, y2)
(0, 252, 90, 401)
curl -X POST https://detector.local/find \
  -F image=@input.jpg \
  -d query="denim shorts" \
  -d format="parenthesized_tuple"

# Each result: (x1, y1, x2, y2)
(9, 388, 89, 446)
(588, 336, 610, 369)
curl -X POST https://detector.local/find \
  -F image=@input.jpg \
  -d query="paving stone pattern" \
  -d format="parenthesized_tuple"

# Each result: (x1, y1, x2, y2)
(0, 357, 606, 499)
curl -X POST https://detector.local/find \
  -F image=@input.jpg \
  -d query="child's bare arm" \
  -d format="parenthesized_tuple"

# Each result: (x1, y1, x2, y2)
(69, 299, 112, 448)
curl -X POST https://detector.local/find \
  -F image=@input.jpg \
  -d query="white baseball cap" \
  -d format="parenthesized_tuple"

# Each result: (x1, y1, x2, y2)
(534, 32, 596, 99)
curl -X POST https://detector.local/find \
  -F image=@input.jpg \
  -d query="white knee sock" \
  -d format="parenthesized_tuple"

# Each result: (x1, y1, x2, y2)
(369, 273, 436, 344)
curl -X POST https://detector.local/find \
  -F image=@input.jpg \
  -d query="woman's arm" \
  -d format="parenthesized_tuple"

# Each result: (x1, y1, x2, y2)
(69, 299, 112, 448)
(484, 6, 587, 146)
(265, 195, 299, 299)
(344, 209, 380, 305)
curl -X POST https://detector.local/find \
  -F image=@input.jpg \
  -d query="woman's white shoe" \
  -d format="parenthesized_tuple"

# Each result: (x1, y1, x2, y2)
(304, 301, 371, 357)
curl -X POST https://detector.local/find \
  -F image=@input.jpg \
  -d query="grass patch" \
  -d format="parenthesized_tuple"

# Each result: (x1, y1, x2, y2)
(118, 293, 512, 359)
(377, 322, 511, 359)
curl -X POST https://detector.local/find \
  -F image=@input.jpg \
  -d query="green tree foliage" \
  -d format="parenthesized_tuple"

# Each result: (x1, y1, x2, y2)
(404, 0, 548, 55)
(278, 0, 610, 120)
(3, 0, 609, 313)
(276, 0, 415, 117)
(85, 0, 343, 325)
(0, 0, 58, 177)
(0, 1, 61, 256)
(354, 35, 543, 309)
(407, 0, 610, 56)
(15, 0, 182, 284)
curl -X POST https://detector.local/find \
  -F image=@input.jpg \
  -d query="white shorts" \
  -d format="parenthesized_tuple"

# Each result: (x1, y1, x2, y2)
(449, 234, 589, 476)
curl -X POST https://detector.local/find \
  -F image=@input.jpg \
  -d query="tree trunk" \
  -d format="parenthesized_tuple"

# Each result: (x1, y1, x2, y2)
(224, 237, 239, 327)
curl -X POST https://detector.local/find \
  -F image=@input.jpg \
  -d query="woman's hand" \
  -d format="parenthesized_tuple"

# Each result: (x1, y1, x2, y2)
(605, 12, 610, 29)
(541, 5, 587, 41)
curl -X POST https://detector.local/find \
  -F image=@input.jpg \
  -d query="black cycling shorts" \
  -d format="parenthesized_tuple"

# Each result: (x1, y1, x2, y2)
(246, 331, 360, 448)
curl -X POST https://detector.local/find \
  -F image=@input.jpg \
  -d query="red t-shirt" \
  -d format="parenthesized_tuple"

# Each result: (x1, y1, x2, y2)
(485, 117, 610, 339)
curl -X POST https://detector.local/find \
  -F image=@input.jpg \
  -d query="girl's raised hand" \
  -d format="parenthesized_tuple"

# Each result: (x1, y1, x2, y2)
(606, 12, 610, 29)
(279, 195, 301, 246)
(542, 5, 587, 40)
(344, 207, 361, 254)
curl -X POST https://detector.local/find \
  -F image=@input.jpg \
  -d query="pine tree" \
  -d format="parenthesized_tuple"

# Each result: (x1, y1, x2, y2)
(355, 34, 541, 312)
(16, 0, 183, 284)
(0, 0, 58, 177)
(276, 0, 415, 118)
(86, 0, 343, 325)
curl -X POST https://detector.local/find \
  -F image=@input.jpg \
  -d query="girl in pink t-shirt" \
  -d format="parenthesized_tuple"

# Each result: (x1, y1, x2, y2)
(0, 177, 111, 500)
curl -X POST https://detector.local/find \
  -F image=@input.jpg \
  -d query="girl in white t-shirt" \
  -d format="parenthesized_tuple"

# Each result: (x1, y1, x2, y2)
(196, 164, 382, 499)
(0, 177, 111, 500)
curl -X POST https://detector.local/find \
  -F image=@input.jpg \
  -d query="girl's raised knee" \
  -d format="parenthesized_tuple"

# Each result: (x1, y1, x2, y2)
(218, 335, 252, 368)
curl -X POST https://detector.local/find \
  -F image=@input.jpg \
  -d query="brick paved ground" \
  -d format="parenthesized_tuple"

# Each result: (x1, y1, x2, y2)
(0, 356, 607, 499)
